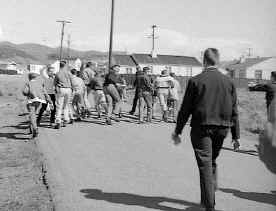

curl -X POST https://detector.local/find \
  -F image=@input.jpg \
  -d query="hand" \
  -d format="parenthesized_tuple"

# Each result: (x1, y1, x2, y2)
(232, 139, 240, 151)
(171, 132, 181, 145)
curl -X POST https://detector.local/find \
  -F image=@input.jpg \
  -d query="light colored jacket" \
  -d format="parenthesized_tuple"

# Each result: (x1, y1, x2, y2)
(170, 78, 181, 100)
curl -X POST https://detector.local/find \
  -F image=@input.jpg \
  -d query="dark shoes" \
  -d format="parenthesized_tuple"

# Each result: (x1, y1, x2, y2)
(129, 111, 135, 115)
(55, 123, 61, 129)
(106, 118, 112, 125)
(32, 128, 38, 138)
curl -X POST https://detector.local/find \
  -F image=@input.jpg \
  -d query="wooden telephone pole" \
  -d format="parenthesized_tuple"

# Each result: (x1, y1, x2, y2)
(108, 0, 115, 72)
(56, 20, 71, 61)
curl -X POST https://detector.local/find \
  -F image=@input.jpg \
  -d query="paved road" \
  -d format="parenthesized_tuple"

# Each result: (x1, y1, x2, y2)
(38, 113, 276, 211)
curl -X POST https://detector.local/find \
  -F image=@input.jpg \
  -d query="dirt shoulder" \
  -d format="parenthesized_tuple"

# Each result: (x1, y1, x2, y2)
(0, 96, 54, 211)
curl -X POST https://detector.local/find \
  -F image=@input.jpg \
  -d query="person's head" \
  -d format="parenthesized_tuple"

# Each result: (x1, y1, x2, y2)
(161, 69, 169, 76)
(203, 48, 220, 67)
(28, 72, 39, 81)
(86, 62, 92, 68)
(271, 71, 276, 82)
(71, 68, 77, 76)
(143, 66, 150, 74)
(170, 72, 176, 78)
(111, 64, 120, 74)
(60, 60, 66, 69)
(47, 66, 55, 77)
(136, 65, 142, 72)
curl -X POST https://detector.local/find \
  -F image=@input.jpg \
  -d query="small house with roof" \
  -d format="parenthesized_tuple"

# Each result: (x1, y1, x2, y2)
(130, 54, 202, 76)
(226, 57, 276, 80)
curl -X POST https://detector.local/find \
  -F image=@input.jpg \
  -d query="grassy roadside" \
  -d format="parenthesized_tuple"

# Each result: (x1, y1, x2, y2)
(0, 75, 54, 211)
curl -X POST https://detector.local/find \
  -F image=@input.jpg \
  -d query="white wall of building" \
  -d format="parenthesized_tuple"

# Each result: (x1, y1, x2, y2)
(246, 58, 276, 80)
(28, 64, 46, 75)
(137, 63, 202, 76)
(119, 66, 135, 74)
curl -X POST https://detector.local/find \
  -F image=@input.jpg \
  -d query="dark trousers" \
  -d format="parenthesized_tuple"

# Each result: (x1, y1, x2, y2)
(37, 94, 56, 124)
(138, 91, 153, 121)
(130, 89, 139, 113)
(191, 126, 228, 210)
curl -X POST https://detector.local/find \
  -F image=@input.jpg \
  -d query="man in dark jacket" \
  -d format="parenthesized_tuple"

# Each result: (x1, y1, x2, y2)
(172, 48, 240, 211)
(129, 66, 142, 115)
(136, 67, 153, 123)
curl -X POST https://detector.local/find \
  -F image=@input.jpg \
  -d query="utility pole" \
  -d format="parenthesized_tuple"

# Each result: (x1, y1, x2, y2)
(67, 34, 71, 61)
(148, 25, 158, 55)
(247, 47, 252, 57)
(56, 20, 72, 61)
(108, 0, 115, 72)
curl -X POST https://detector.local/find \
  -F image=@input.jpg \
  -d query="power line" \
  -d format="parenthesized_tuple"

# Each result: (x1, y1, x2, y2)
(56, 20, 72, 61)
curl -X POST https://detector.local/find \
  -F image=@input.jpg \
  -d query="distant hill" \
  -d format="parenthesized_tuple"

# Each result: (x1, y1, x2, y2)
(0, 41, 126, 65)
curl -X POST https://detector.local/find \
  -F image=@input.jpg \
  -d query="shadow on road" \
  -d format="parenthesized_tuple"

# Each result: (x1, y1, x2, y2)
(220, 188, 276, 206)
(222, 147, 258, 156)
(80, 188, 203, 211)
(0, 121, 30, 140)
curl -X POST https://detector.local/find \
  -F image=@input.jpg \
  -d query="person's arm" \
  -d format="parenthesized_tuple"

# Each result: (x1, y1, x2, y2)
(174, 79, 194, 135)
(231, 82, 240, 140)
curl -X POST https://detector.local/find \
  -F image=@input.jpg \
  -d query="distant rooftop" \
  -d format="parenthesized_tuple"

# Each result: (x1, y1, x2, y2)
(131, 54, 202, 67)
(226, 57, 272, 70)
(112, 55, 136, 67)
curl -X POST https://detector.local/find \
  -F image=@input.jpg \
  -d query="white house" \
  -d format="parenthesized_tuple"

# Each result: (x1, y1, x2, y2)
(27, 64, 46, 75)
(226, 57, 276, 80)
(131, 54, 202, 76)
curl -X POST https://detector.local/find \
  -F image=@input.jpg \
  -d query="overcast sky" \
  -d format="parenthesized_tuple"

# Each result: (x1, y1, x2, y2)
(0, 0, 275, 60)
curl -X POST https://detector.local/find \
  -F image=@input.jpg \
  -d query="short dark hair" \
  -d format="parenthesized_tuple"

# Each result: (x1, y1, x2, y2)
(170, 72, 176, 77)
(71, 69, 77, 75)
(143, 66, 150, 72)
(86, 62, 92, 68)
(111, 64, 120, 70)
(60, 61, 66, 68)
(203, 48, 220, 66)
(28, 72, 38, 80)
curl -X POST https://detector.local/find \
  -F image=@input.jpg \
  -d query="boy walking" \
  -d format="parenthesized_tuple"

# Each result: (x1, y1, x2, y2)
(22, 73, 52, 138)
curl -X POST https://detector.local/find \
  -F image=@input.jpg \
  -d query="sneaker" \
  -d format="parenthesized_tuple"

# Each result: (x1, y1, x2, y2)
(106, 118, 112, 125)
(54, 123, 61, 129)
(75, 117, 82, 122)
(129, 111, 135, 115)
(69, 119, 74, 124)
(33, 128, 39, 138)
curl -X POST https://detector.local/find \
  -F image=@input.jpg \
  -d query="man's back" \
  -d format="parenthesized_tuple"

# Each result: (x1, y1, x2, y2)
(186, 68, 237, 128)
(55, 68, 72, 88)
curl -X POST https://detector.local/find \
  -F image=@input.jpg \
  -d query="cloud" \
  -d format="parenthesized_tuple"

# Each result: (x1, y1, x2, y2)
(70, 28, 256, 60)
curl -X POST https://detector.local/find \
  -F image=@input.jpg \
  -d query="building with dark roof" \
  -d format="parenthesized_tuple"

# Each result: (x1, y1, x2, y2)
(131, 53, 202, 76)
(111, 55, 137, 74)
(226, 57, 276, 80)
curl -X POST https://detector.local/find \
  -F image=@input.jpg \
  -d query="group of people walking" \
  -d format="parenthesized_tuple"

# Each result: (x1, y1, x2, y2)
(22, 61, 130, 135)
(22, 48, 276, 211)
(22, 59, 182, 137)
